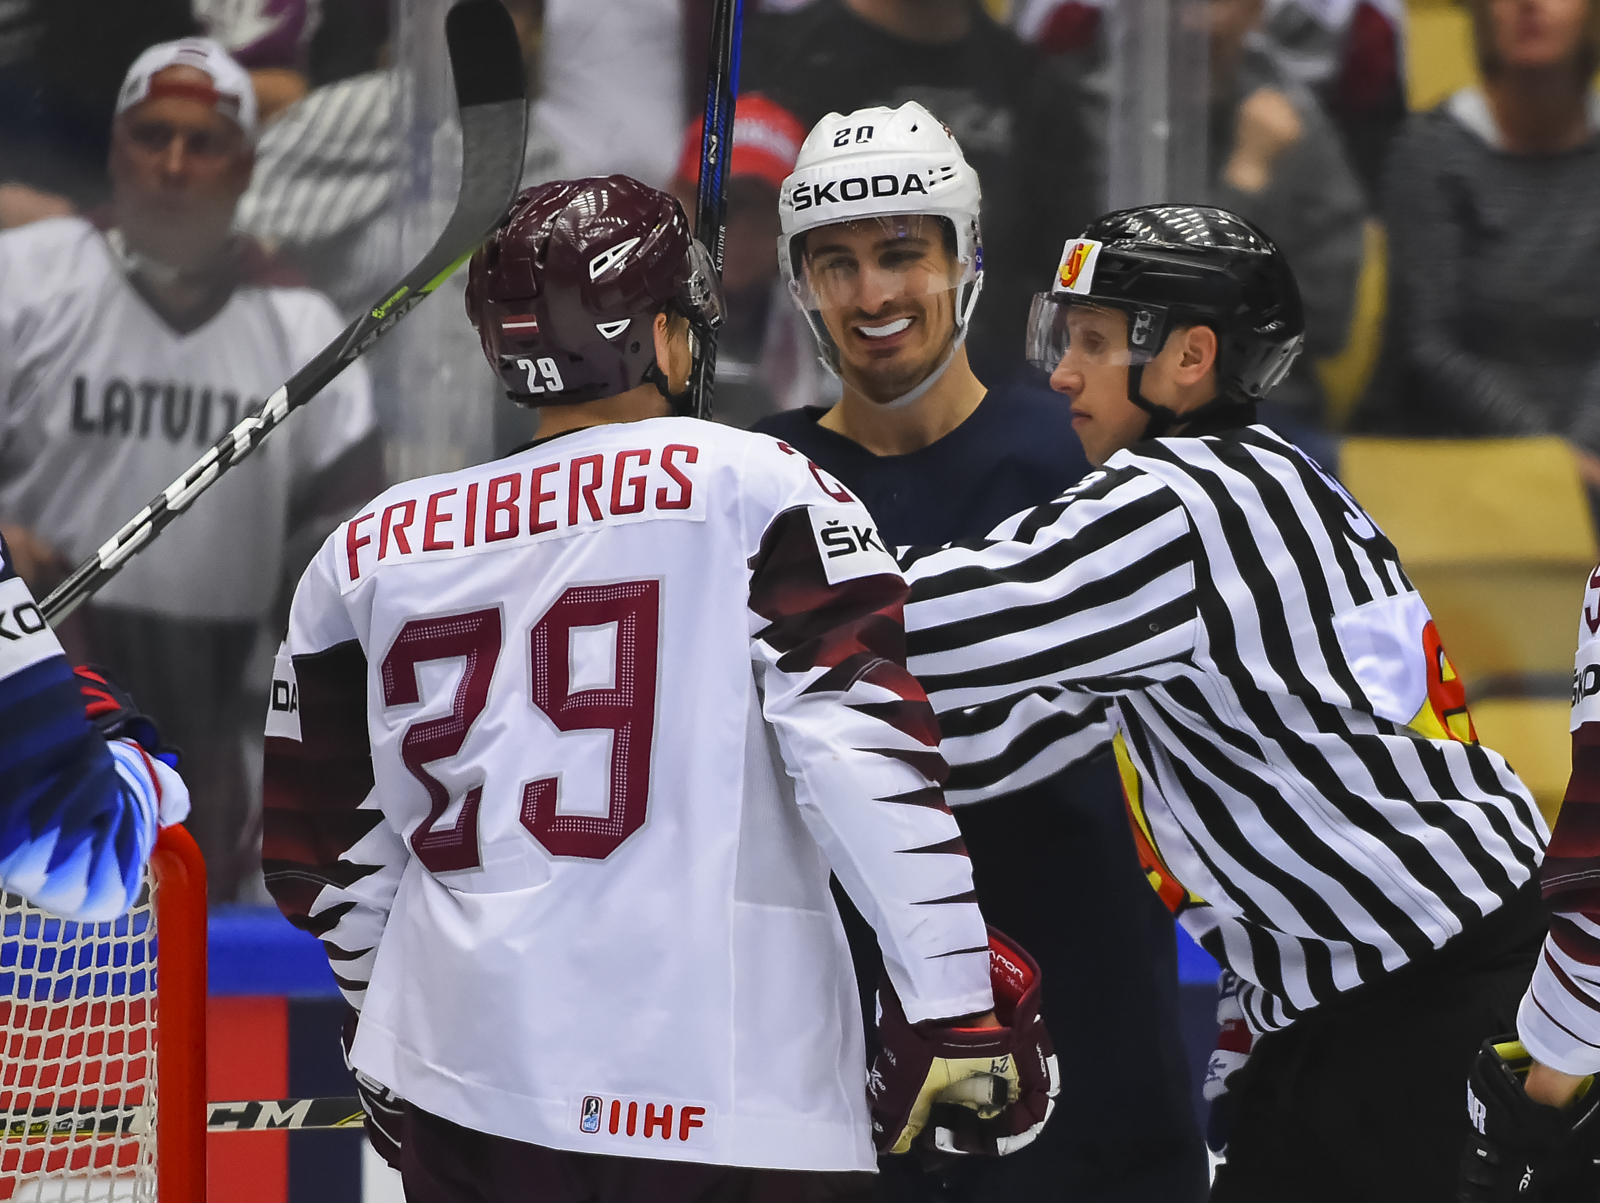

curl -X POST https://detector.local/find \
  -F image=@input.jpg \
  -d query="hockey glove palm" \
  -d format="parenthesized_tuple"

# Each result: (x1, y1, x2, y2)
(868, 928, 1058, 1157)
(1459, 1037, 1600, 1202)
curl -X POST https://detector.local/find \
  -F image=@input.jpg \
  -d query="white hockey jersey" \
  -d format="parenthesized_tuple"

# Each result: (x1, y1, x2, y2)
(0, 217, 374, 621)
(262, 417, 991, 1170)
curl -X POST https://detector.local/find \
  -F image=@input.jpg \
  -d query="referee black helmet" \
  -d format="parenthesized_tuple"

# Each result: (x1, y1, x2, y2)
(1026, 204, 1305, 435)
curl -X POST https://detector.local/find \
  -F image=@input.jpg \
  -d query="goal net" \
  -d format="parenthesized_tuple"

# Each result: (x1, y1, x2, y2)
(0, 829, 206, 1203)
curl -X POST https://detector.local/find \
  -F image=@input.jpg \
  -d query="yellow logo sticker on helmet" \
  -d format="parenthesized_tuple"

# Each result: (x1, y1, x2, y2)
(1053, 238, 1102, 296)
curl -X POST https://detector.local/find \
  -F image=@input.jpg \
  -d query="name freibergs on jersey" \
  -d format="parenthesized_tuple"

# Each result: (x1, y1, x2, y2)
(70, 375, 258, 447)
(341, 441, 707, 588)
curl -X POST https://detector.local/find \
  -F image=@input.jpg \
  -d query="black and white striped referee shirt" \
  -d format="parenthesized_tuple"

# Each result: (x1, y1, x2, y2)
(901, 421, 1547, 1031)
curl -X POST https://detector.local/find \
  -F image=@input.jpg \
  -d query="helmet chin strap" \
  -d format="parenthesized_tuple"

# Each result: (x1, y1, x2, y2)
(833, 273, 983, 412)
(1126, 367, 1250, 440)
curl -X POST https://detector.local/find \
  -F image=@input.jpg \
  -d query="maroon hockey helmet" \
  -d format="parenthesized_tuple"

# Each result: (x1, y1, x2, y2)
(466, 175, 724, 414)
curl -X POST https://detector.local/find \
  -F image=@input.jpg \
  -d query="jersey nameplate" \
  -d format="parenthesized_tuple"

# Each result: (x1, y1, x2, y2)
(265, 647, 301, 741)
(0, 576, 59, 680)
(341, 443, 707, 590)
(807, 506, 899, 586)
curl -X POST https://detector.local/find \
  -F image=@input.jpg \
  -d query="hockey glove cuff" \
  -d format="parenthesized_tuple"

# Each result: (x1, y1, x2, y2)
(342, 1009, 405, 1170)
(869, 928, 1059, 1158)
(1459, 1036, 1600, 1202)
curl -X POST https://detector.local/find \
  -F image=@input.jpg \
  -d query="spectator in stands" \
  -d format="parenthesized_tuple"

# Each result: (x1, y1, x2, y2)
(1383, 0, 1600, 486)
(666, 94, 821, 427)
(1207, 0, 1366, 454)
(195, 0, 320, 125)
(0, 39, 379, 902)
(741, 0, 1097, 384)
(0, 0, 196, 224)
(1259, 0, 1406, 199)
(535, 0, 685, 188)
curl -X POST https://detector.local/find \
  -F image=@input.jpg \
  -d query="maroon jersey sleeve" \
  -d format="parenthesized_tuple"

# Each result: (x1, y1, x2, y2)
(748, 504, 993, 1024)
(1518, 572, 1600, 1074)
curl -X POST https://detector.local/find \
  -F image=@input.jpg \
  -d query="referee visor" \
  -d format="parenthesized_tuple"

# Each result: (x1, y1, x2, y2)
(1025, 293, 1168, 376)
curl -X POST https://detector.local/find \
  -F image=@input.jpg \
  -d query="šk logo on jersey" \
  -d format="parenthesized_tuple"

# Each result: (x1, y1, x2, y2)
(808, 506, 899, 587)
(573, 1094, 713, 1146)
(0, 574, 52, 681)
(1052, 239, 1102, 296)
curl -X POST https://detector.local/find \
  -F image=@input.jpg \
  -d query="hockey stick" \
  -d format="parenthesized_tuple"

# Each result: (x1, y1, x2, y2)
(0, 1098, 363, 1138)
(208, 1097, 363, 1132)
(685, 0, 747, 422)
(39, 0, 528, 628)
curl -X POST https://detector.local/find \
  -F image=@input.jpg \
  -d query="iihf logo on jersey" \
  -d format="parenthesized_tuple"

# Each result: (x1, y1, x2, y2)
(573, 1094, 713, 1144)
(580, 1096, 602, 1133)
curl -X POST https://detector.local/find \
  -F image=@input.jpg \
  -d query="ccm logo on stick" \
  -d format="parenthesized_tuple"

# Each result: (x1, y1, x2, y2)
(576, 1095, 711, 1144)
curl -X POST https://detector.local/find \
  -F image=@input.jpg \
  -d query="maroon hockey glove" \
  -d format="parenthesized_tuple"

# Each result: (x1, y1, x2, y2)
(868, 928, 1059, 1157)
(342, 1009, 405, 1170)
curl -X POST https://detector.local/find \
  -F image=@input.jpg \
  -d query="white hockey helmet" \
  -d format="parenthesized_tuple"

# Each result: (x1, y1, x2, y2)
(778, 102, 984, 403)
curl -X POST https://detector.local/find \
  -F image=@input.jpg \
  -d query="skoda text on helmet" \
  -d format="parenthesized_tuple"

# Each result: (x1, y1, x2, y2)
(778, 101, 983, 409)
(465, 175, 725, 418)
(1026, 205, 1306, 437)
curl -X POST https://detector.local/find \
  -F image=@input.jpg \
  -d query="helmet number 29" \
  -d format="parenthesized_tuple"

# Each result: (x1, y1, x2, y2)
(517, 356, 566, 395)
(381, 580, 660, 873)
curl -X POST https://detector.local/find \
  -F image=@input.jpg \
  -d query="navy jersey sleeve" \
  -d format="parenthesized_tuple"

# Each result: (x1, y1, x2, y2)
(0, 534, 168, 921)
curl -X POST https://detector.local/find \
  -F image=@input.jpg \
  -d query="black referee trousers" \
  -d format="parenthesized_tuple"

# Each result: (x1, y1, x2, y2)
(1211, 887, 1598, 1203)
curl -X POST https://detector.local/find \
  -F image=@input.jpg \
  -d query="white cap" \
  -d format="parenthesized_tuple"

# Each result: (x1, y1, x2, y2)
(116, 38, 258, 139)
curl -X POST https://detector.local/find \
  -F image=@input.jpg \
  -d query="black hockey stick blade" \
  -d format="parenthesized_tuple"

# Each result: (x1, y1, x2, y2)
(208, 1097, 364, 1132)
(0, 1097, 366, 1137)
(686, 0, 746, 422)
(40, 0, 527, 627)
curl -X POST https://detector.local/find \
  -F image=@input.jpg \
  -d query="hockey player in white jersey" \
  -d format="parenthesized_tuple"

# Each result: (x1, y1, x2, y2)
(262, 176, 1056, 1202)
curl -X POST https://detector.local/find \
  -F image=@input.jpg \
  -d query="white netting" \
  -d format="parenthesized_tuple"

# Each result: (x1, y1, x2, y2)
(0, 872, 159, 1203)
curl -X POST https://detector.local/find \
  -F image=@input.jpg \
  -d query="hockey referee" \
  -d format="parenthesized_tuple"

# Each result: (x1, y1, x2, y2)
(896, 205, 1575, 1202)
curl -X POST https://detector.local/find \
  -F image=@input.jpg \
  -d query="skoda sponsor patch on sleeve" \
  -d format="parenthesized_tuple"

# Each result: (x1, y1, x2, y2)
(1052, 238, 1103, 296)
(808, 506, 899, 586)
(0, 575, 61, 679)
(265, 644, 302, 741)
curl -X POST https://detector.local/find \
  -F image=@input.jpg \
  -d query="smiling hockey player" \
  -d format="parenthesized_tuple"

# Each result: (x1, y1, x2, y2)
(261, 175, 1056, 1202)
(754, 103, 1206, 1202)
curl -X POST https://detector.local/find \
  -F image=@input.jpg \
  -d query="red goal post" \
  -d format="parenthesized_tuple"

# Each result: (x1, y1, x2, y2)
(0, 825, 207, 1202)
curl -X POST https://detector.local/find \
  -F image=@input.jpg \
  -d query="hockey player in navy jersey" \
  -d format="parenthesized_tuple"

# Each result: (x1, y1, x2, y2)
(262, 176, 1057, 1202)
(0, 531, 189, 921)
(754, 102, 1208, 1202)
